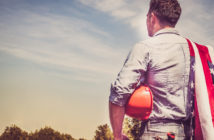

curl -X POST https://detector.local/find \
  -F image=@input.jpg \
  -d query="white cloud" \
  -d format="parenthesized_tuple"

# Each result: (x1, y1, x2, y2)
(0, 9, 127, 81)
(80, 0, 125, 12)
(1, 0, 213, 83)
(78, 0, 147, 21)
(78, 0, 150, 38)
(178, 0, 214, 46)
(79, 0, 214, 45)
(111, 8, 137, 19)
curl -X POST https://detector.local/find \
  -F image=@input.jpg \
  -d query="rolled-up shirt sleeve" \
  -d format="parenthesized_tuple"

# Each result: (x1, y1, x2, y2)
(109, 42, 149, 106)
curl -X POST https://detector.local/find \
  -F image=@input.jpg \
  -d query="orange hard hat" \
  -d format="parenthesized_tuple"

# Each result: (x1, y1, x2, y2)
(125, 85, 153, 120)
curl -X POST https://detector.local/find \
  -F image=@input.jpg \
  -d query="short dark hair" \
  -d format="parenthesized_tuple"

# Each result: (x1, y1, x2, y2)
(148, 0, 181, 27)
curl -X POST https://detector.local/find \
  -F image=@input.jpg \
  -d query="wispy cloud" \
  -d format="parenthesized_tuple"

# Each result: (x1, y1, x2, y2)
(79, 0, 214, 46)
(1, 0, 213, 84)
(0, 0, 213, 85)
(0, 8, 127, 81)
(177, 0, 214, 46)
(78, 0, 150, 38)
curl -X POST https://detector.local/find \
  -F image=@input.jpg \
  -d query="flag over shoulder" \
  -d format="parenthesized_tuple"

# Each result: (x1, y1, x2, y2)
(187, 39, 214, 140)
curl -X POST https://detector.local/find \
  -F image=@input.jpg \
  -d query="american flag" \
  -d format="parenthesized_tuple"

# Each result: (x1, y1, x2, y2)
(187, 39, 214, 140)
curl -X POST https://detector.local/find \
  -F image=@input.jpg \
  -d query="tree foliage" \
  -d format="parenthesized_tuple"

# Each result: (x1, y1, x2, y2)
(0, 125, 76, 140)
(93, 124, 114, 140)
(78, 138, 87, 140)
(0, 124, 114, 140)
(28, 126, 75, 140)
(0, 125, 28, 140)
(123, 117, 144, 140)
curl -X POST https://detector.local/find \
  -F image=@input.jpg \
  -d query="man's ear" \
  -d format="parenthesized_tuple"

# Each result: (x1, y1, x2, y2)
(150, 12, 156, 25)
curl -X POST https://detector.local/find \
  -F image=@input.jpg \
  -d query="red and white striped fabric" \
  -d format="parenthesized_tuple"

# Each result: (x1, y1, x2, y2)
(187, 39, 214, 140)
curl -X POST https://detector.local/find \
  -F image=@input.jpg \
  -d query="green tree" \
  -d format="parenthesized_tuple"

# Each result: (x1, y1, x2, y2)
(29, 126, 75, 140)
(93, 124, 114, 140)
(123, 117, 144, 140)
(0, 125, 81, 140)
(0, 125, 28, 140)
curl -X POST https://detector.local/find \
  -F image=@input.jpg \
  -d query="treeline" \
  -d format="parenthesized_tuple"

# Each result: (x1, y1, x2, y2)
(0, 118, 142, 140)
(0, 125, 80, 140)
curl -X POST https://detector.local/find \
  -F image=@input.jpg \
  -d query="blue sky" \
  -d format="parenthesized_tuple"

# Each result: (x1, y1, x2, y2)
(0, 0, 213, 139)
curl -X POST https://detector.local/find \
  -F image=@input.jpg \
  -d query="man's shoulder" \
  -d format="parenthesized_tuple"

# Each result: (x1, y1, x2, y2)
(135, 37, 159, 47)
(144, 34, 186, 45)
(132, 37, 163, 53)
(135, 34, 183, 47)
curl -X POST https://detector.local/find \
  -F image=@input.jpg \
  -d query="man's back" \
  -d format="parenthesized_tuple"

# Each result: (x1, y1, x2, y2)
(142, 28, 192, 121)
(110, 28, 192, 120)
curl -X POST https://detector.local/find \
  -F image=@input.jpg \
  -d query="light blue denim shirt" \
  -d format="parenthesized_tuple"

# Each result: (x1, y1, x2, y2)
(109, 28, 193, 120)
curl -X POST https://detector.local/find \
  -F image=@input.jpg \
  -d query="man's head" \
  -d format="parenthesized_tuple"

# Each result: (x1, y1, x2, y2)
(146, 0, 181, 37)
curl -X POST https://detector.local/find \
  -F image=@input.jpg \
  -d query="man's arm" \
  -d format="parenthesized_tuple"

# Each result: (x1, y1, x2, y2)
(109, 43, 148, 139)
(109, 101, 126, 140)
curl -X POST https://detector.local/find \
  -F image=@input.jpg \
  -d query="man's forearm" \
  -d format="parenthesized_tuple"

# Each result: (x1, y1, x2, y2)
(109, 101, 126, 139)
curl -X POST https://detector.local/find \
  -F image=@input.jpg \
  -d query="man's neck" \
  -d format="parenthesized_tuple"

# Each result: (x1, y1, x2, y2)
(152, 26, 173, 37)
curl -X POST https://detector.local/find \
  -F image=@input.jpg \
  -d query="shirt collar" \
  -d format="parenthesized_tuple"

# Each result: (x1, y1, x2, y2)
(154, 28, 179, 37)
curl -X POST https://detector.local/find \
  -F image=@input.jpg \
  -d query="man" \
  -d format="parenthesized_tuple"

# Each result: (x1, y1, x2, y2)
(109, 0, 194, 139)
